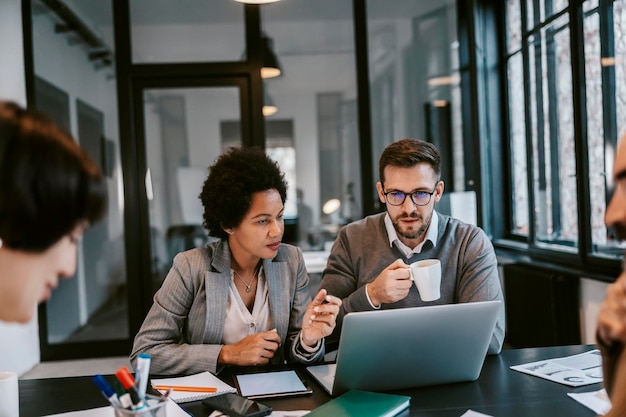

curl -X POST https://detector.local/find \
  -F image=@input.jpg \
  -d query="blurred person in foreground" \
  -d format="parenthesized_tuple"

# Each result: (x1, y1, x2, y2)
(597, 132, 626, 416)
(319, 138, 505, 354)
(131, 146, 341, 375)
(0, 100, 107, 323)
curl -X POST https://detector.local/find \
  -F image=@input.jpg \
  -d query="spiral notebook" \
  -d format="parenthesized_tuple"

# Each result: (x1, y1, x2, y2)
(151, 371, 236, 403)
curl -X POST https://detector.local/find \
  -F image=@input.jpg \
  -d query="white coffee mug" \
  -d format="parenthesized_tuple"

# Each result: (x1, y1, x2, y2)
(0, 371, 19, 417)
(409, 259, 441, 301)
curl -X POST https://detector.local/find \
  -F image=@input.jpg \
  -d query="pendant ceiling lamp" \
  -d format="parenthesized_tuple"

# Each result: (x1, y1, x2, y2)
(261, 36, 282, 79)
(263, 89, 278, 116)
(234, 0, 280, 3)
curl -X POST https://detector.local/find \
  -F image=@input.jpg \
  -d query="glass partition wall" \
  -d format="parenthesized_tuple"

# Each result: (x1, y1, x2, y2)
(261, 0, 362, 250)
(31, 0, 128, 358)
(143, 86, 241, 292)
(27, 0, 468, 359)
(366, 0, 463, 211)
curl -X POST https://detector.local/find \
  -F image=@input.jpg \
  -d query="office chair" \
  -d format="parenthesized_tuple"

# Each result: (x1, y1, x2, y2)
(165, 225, 208, 261)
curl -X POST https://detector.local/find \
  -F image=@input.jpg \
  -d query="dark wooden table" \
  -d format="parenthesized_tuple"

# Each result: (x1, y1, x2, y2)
(20, 344, 603, 416)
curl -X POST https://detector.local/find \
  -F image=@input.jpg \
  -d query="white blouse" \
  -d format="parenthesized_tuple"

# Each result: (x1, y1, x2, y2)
(222, 267, 273, 345)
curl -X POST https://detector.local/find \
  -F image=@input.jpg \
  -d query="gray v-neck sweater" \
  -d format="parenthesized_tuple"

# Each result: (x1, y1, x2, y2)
(319, 212, 505, 354)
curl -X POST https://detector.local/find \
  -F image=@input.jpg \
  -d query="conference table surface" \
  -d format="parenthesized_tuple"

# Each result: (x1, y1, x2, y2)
(20, 344, 603, 417)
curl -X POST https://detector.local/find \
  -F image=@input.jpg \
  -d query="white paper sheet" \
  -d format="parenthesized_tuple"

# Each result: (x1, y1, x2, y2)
(42, 398, 190, 417)
(460, 411, 493, 417)
(568, 388, 612, 415)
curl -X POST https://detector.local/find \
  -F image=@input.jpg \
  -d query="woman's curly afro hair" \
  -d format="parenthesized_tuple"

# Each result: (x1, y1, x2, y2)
(200, 146, 287, 240)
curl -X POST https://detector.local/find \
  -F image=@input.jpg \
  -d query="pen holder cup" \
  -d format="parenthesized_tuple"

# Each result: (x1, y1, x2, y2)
(113, 397, 167, 417)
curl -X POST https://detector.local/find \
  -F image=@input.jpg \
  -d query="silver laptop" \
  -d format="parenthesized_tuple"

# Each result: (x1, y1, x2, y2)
(307, 300, 502, 397)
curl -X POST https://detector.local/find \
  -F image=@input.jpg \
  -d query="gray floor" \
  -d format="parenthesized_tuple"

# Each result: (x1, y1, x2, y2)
(18, 282, 134, 380)
(20, 356, 132, 380)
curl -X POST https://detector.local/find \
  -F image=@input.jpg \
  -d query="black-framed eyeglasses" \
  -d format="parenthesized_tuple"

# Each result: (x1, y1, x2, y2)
(382, 186, 437, 206)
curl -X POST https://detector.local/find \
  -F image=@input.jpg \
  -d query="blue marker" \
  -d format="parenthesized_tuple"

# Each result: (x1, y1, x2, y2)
(135, 353, 151, 401)
(92, 374, 121, 407)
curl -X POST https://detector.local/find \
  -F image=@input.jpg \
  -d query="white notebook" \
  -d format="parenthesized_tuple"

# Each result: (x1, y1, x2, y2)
(151, 371, 236, 403)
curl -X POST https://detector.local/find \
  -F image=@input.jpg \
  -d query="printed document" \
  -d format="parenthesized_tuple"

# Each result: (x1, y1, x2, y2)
(510, 349, 603, 387)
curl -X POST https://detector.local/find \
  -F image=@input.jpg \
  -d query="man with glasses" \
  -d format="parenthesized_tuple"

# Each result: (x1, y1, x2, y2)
(319, 138, 505, 354)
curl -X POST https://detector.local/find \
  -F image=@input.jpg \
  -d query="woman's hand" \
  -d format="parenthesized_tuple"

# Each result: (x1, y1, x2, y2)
(218, 329, 282, 366)
(301, 289, 342, 346)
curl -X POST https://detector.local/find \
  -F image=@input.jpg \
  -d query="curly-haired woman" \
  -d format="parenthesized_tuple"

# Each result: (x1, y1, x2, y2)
(131, 146, 340, 375)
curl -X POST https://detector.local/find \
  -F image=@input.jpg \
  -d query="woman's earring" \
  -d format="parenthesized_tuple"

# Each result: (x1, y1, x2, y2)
(227, 229, 234, 235)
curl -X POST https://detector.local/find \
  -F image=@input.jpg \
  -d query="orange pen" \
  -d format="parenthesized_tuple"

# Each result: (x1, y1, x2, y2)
(153, 385, 218, 393)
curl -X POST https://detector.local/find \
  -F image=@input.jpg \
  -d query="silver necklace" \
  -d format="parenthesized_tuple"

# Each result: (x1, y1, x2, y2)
(233, 268, 258, 292)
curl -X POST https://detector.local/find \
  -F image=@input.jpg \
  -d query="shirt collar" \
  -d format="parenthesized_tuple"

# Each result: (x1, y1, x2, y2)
(384, 211, 439, 256)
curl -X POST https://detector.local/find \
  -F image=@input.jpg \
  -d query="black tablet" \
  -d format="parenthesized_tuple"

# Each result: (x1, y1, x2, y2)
(234, 370, 313, 399)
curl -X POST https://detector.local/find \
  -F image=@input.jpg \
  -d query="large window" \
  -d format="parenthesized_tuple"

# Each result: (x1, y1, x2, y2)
(503, 0, 626, 264)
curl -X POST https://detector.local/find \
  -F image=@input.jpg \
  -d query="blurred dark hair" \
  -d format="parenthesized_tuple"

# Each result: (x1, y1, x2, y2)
(200, 146, 287, 240)
(0, 101, 107, 252)
(378, 138, 441, 184)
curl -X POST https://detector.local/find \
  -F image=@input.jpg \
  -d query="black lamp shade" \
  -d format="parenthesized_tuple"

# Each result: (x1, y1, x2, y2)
(261, 36, 282, 79)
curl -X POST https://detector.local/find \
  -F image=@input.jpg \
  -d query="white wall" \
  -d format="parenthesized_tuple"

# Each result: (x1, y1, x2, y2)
(0, 0, 25, 105)
(0, 0, 41, 376)
(580, 278, 609, 344)
(278, 92, 320, 222)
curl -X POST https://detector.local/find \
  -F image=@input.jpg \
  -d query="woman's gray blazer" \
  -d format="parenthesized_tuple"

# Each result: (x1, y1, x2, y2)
(130, 239, 322, 375)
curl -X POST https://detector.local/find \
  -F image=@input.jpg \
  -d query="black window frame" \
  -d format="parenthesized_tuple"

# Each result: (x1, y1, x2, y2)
(494, 0, 621, 280)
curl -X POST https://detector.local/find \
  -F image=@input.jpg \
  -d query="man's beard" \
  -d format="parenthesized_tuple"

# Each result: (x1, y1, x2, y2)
(392, 212, 432, 241)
